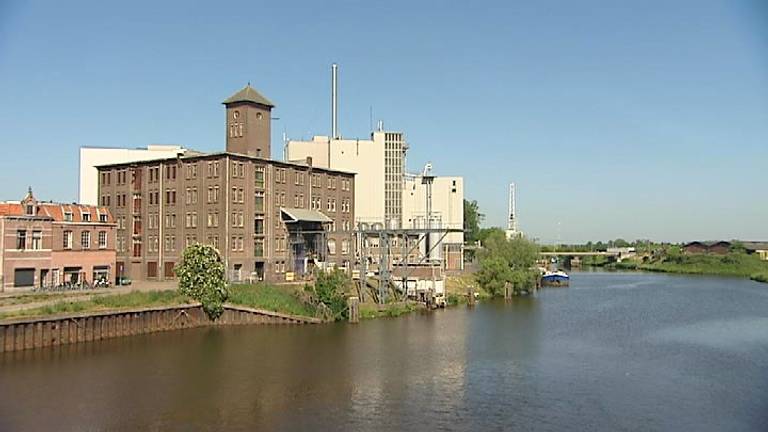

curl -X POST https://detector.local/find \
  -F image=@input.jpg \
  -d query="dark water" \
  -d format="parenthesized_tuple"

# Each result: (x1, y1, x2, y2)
(1, 272, 768, 431)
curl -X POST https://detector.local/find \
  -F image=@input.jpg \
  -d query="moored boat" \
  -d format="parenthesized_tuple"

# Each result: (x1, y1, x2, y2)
(541, 270, 569, 287)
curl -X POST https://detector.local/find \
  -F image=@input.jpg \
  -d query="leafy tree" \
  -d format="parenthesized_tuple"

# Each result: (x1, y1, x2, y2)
(613, 238, 630, 248)
(175, 244, 229, 320)
(477, 227, 505, 245)
(729, 240, 746, 254)
(310, 269, 350, 320)
(475, 230, 539, 296)
(463, 199, 485, 244)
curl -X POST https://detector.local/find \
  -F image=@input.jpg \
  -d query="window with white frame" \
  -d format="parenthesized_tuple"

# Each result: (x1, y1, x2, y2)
(98, 231, 107, 249)
(81, 231, 91, 249)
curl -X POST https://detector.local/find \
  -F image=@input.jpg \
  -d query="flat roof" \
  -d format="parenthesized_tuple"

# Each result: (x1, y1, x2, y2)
(94, 151, 356, 176)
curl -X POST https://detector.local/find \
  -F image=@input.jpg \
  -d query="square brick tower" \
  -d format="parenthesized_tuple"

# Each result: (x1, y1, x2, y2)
(223, 84, 274, 159)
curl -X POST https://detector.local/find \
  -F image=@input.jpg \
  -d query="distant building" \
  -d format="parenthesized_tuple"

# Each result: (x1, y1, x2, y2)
(96, 85, 355, 283)
(742, 241, 768, 260)
(80, 145, 188, 205)
(0, 188, 116, 291)
(682, 241, 731, 255)
(606, 247, 637, 260)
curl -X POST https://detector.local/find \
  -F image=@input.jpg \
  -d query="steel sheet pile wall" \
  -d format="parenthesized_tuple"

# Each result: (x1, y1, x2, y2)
(0, 304, 321, 353)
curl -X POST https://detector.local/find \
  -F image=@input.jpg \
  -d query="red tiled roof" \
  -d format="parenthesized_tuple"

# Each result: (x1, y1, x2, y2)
(0, 202, 114, 223)
(0, 203, 23, 216)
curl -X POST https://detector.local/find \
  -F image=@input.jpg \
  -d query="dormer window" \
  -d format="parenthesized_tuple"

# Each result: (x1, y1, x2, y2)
(99, 214, 108, 222)
(21, 187, 37, 216)
(82, 213, 91, 222)
(64, 212, 73, 222)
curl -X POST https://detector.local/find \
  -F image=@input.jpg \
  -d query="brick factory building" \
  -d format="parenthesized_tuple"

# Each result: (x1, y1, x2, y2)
(96, 85, 355, 283)
(0, 188, 116, 291)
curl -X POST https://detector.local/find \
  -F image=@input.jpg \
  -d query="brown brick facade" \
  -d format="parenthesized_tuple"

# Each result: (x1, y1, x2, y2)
(98, 155, 354, 283)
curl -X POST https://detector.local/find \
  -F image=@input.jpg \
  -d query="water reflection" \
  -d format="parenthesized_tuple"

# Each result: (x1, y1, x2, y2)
(1, 273, 768, 431)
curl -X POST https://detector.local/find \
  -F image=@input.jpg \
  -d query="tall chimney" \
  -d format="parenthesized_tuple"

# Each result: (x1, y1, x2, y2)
(332, 63, 339, 139)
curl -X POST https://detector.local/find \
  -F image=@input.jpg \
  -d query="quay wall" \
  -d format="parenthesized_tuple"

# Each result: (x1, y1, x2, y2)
(0, 304, 322, 353)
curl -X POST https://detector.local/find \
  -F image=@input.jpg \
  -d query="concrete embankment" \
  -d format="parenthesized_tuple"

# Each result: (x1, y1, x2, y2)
(0, 303, 322, 353)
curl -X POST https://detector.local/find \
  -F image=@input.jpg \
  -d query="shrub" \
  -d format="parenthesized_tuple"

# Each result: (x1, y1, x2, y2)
(310, 269, 350, 320)
(475, 230, 539, 296)
(174, 244, 228, 320)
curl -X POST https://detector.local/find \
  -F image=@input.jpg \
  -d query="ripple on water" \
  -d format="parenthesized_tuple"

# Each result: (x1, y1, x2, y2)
(650, 317, 768, 352)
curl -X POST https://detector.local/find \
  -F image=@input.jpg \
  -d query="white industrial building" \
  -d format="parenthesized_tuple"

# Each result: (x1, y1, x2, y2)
(285, 63, 464, 270)
(78, 145, 187, 205)
(402, 172, 464, 269)
(287, 131, 464, 269)
(285, 128, 406, 227)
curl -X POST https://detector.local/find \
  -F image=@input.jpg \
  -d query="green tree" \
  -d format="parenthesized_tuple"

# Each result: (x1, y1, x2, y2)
(174, 244, 229, 320)
(477, 227, 505, 245)
(463, 199, 485, 244)
(729, 240, 746, 254)
(310, 269, 350, 320)
(613, 238, 630, 248)
(475, 230, 540, 296)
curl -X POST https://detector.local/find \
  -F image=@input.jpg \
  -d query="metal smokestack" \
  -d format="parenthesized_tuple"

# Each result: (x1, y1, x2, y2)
(331, 63, 339, 139)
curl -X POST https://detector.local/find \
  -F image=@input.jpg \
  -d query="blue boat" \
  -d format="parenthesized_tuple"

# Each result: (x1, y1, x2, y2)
(541, 270, 569, 287)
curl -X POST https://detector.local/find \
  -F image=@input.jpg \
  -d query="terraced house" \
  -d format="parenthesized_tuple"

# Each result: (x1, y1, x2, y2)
(0, 188, 116, 291)
(96, 85, 355, 283)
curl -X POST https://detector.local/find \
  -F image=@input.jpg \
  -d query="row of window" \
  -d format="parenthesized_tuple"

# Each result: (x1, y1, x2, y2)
(146, 235, 177, 253)
(60, 230, 108, 250)
(232, 161, 246, 178)
(327, 239, 351, 255)
(59, 209, 108, 223)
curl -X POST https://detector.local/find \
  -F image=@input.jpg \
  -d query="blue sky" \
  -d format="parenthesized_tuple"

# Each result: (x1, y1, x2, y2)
(0, 0, 766, 243)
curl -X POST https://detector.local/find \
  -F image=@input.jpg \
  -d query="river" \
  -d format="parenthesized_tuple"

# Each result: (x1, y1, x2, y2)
(1, 272, 767, 431)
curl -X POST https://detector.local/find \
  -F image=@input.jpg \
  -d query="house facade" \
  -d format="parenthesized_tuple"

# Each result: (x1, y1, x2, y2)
(0, 189, 116, 291)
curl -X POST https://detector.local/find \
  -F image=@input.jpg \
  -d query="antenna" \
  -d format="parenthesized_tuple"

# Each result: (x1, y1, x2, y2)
(506, 183, 519, 239)
(331, 63, 339, 139)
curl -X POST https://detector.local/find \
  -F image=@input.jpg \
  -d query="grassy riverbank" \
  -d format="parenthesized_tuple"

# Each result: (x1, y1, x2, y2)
(228, 284, 317, 317)
(0, 284, 320, 321)
(609, 253, 768, 283)
(0, 273, 494, 323)
(0, 290, 191, 320)
(359, 301, 422, 319)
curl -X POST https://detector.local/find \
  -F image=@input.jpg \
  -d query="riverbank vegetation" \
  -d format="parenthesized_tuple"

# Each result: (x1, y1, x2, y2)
(229, 284, 317, 318)
(608, 245, 768, 282)
(175, 244, 229, 319)
(475, 228, 539, 296)
(0, 290, 191, 320)
(359, 301, 421, 319)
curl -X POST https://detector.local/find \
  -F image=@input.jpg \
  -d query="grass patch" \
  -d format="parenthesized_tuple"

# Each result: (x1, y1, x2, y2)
(0, 293, 62, 307)
(228, 284, 317, 318)
(751, 272, 768, 284)
(359, 301, 421, 319)
(0, 290, 190, 321)
(610, 253, 768, 280)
